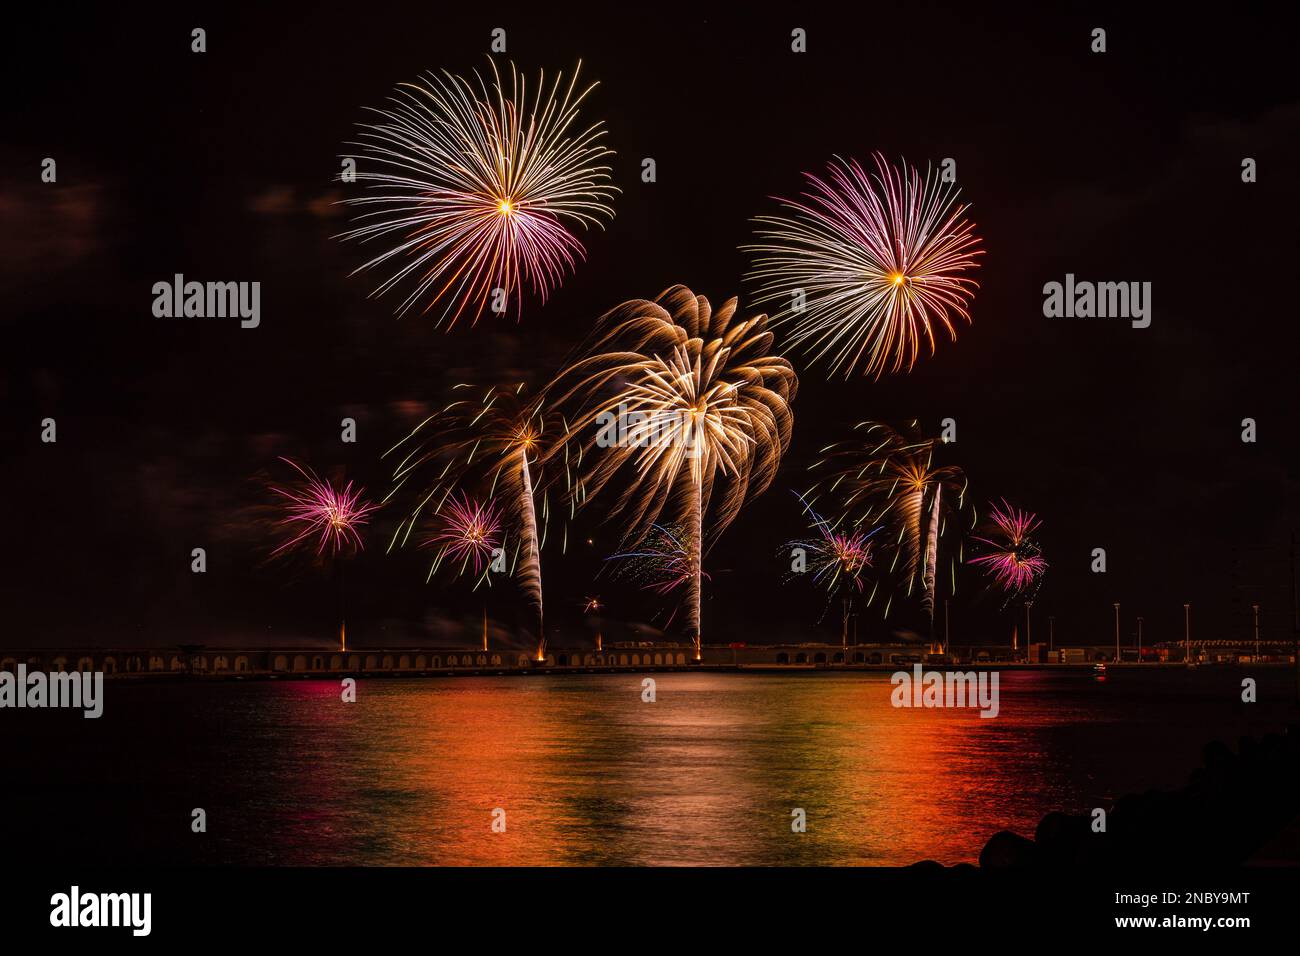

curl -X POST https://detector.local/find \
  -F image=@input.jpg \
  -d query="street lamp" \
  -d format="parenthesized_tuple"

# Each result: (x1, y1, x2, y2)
(1113, 603, 1121, 663)
(1049, 615, 1055, 653)
(1183, 603, 1191, 666)
(1137, 616, 1144, 661)
(1252, 603, 1261, 660)
(1024, 601, 1033, 661)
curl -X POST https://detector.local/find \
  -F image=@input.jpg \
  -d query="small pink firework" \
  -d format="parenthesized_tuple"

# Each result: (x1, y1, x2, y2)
(271, 458, 378, 557)
(968, 500, 1048, 595)
(782, 495, 877, 594)
(427, 491, 504, 576)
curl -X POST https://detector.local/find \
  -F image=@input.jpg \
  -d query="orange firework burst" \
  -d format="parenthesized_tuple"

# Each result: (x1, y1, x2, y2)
(805, 421, 967, 630)
(547, 285, 797, 657)
(385, 382, 555, 657)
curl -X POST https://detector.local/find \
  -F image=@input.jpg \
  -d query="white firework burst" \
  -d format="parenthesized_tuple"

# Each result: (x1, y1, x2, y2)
(745, 153, 983, 379)
(337, 59, 617, 328)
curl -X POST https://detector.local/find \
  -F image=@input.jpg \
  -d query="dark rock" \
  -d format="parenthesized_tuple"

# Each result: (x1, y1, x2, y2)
(906, 859, 946, 873)
(979, 830, 1041, 868)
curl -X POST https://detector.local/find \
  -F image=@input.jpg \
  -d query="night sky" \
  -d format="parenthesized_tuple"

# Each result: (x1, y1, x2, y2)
(6, 4, 1298, 653)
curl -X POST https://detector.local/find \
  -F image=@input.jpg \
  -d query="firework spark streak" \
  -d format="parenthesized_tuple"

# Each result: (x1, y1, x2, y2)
(270, 458, 378, 557)
(745, 153, 983, 379)
(426, 491, 503, 579)
(546, 286, 797, 657)
(385, 383, 555, 656)
(969, 499, 1048, 602)
(337, 59, 617, 328)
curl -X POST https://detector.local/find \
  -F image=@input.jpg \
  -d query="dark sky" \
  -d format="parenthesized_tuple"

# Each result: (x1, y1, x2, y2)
(5, 4, 1298, 652)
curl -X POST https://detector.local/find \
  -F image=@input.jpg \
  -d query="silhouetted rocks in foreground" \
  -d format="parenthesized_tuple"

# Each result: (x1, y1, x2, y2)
(977, 725, 1300, 868)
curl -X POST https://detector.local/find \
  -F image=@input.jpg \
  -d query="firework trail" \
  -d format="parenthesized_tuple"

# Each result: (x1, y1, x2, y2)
(269, 458, 377, 651)
(546, 285, 797, 657)
(337, 59, 616, 328)
(271, 458, 378, 557)
(385, 383, 554, 657)
(745, 153, 983, 379)
(782, 493, 877, 646)
(969, 499, 1048, 604)
(426, 491, 503, 581)
(805, 421, 966, 632)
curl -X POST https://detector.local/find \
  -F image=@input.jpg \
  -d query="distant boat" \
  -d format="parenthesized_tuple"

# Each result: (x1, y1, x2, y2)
(1092, 662, 1107, 677)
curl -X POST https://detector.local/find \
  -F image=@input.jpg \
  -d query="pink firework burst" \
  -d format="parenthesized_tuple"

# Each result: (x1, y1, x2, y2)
(427, 491, 504, 578)
(782, 496, 878, 595)
(271, 458, 378, 558)
(968, 499, 1048, 595)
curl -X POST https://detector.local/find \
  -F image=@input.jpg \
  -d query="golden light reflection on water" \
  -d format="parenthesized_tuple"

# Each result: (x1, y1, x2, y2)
(247, 670, 1270, 865)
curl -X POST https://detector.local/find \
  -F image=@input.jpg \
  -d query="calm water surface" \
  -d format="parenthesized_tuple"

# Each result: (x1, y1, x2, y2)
(8, 668, 1291, 865)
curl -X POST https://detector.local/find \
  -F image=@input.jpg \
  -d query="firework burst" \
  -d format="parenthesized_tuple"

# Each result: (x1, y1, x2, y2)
(385, 382, 555, 656)
(782, 494, 876, 595)
(271, 458, 378, 558)
(547, 285, 797, 656)
(745, 153, 983, 379)
(426, 491, 503, 580)
(608, 522, 708, 598)
(969, 499, 1048, 602)
(782, 494, 878, 645)
(805, 421, 967, 630)
(337, 59, 617, 328)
